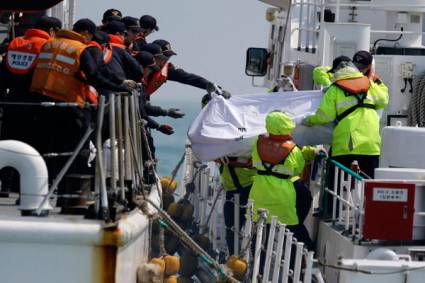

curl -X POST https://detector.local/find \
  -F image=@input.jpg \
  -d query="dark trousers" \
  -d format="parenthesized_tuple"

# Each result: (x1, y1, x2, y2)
(223, 185, 251, 255)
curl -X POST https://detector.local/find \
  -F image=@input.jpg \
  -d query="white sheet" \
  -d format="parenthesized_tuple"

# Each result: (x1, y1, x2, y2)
(188, 91, 333, 161)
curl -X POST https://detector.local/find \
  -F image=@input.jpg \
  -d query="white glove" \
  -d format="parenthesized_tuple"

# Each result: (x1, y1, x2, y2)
(314, 147, 328, 158)
(121, 80, 139, 90)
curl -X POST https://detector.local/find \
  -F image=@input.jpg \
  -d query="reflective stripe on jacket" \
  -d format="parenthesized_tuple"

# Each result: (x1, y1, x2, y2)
(30, 30, 88, 106)
(305, 66, 389, 156)
(6, 29, 50, 74)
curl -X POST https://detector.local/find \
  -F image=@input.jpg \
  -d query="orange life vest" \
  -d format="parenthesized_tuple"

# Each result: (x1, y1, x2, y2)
(6, 29, 50, 74)
(88, 41, 113, 64)
(109, 34, 126, 49)
(145, 63, 169, 96)
(30, 29, 89, 106)
(334, 76, 370, 94)
(257, 134, 295, 165)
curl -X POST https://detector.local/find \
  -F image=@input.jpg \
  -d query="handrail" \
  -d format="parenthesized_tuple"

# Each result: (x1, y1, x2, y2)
(329, 159, 364, 181)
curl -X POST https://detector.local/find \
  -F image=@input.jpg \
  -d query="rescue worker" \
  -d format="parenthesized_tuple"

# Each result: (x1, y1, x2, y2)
(0, 16, 62, 142)
(353, 50, 389, 97)
(134, 51, 177, 184)
(121, 16, 144, 50)
(312, 55, 351, 88)
(140, 42, 231, 98)
(303, 60, 389, 178)
(132, 15, 159, 51)
(0, 16, 61, 194)
(201, 93, 256, 255)
(99, 8, 122, 31)
(105, 20, 127, 49)
(29, 18, 111, 178)
(103, 21, 143, 84)
(250, 111, 315, 251)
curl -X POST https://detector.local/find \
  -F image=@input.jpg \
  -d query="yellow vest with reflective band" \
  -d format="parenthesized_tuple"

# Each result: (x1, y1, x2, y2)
(219, 162, 256, 192)
(30, 30, 88, 106)
(250, 138, 312, 225)
(305, 67, 389, 156)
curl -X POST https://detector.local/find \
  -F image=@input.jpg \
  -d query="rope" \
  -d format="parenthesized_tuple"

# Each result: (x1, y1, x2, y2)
(140, 197, 241, 283)
(409, 72, 425, 127)
(139, 119, 166, 256)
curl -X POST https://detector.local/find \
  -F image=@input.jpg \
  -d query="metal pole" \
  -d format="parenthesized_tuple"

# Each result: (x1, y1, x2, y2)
(293, 242, 304, 283)
(298, 0, 305, 50)
(345, 174, 352, 231)
(241, 199, 254, 262)
(339, 170, 345, 224)
(36, 127, 94, 215)
(332, 166, 339, 221)
(305, 0, 312, 52)
(272, 224, 287, 283)
(123, 96, 132, 181)
(336, 0, 340, 23)
(95, 96, 109, 219)
(108, 93, 117, 193)
(234, 193, 240, 255)
(252, 209, 268, 283)
(262, 216, 278, 283)
(115, 96, 125, 202)
(303, 251, 315, 283)
(281, 231, 293, 283)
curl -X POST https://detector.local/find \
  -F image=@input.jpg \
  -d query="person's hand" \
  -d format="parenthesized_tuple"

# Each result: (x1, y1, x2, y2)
(220, 89, 232, 99)
(157, 124, 174, 135)
(315, 147, 328, 158)
(120, 80, 140, 91)
(167, 108, 185, 119)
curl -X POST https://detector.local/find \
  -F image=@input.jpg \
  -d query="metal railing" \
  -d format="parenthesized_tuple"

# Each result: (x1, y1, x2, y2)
(182, 146, 319, 283)
(32, 90, 146, 220)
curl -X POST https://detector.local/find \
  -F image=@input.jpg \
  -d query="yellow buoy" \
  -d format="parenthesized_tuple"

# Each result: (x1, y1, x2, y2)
(164, 255, 181, 276)
(164, 275, 178, 283)
(161, 176, 178, 194)
(226, 256, 248, 281)
(149, 257, 165, 273)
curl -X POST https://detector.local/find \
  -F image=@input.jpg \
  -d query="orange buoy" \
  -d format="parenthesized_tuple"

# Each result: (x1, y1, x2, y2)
(226, 256, 248, 280)
(164, 275, 178, 283)
(149, 257, 165, 273)
(167, 202, 183, 219)
(164, 255, 181, 276)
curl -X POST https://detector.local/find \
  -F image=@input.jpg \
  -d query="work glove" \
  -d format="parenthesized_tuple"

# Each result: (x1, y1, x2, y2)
(206, 82, 231, 99)
(120, 80, 140, 91)
(167, 108, 185, 119)
(157, 124, 174, 135)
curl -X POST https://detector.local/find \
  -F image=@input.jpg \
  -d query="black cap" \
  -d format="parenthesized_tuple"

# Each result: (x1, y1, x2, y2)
(140, 43, 168, 61)
(353, 50, 373, 70)
(73, 18, 97, 35)
(329, 55, 351, 73)
(139, 15, 159, 31)
(105, 20, 126, 35)
(102, 9, 122, 22)
(35, 16, 62, 32)
(152, 39, 177, 57)
(135, 51, 160, 71)
(121, 16, 143, 33)
(93, 31, 110, 45)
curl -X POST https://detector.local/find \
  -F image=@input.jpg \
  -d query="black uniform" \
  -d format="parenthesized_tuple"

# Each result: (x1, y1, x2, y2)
(167, 63, 212, 90)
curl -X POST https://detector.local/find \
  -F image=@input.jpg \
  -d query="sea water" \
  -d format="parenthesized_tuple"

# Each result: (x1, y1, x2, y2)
(151, 97, 201, 178)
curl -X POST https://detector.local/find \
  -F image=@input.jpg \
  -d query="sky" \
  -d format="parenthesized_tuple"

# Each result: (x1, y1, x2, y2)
(76, 0, 270, 103)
